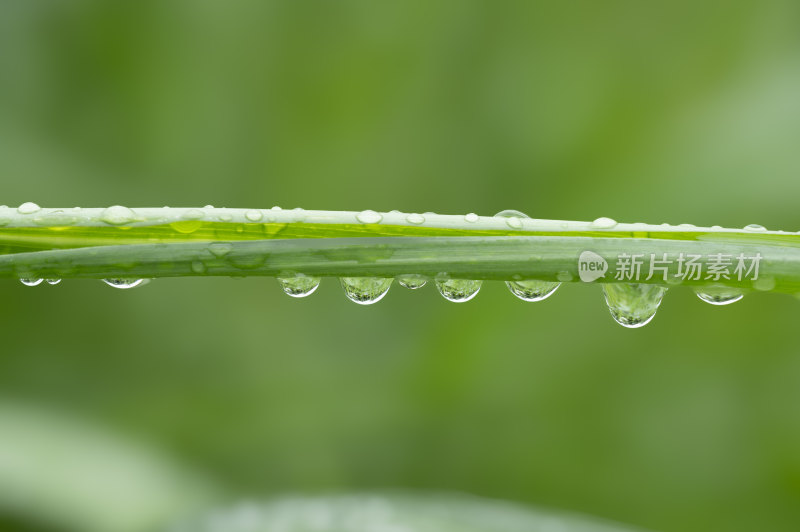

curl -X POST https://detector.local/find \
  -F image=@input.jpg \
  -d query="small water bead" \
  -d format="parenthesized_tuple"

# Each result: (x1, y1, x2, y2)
(744, 224, 767, 232)
(435, 278, 482, 302)
(191, 261, 207, 274)
(406, 213, 425, 225)
(277, 275, 321, 298)
(340, 277, 393, 305)
(356, 210, 383, 224)
(506, 279, 560, 302)
(182, 209, 206, 220)
(208, 242, 234, 257)
(100, 205, 137, 225)
(465, 213, 479, 223)
(695, 287, 743, 305)
(591, 217, 617, 229)
(17, 202, 41, 215)
(494, 209, 528, 230)
(45, 279, 61, 286)
(602, 283, 667, 328)
(245, 210, 263, 222)
(103, 278, 146, 289)
(20, 278, 43, 287)
(397, 274, 427, 290)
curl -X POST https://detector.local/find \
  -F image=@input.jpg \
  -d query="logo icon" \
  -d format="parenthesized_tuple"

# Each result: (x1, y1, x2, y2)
(578, 251, 608, 283)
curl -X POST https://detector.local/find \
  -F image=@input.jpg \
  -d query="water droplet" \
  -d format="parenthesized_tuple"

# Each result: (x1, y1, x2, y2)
(397, 274, 427, 289)
(17, 202, 41, 215)
(100, 205, 137, 225)
(695, 287, 743, 305)
(506, 279, 560, 302)
(591, 217, 617, 229)
(245, 210, 263, 222)
(744, 224, 767, 232)
(753, 276, 776, 292)
(495, 209, 528, 229)
(603, 283, 666, 328)
(103, 278, 146, 289)
(271, 206, 282, 211)
(356, 210, 383, 224)
(191, 260, 207, 274)
(218, 214, 233, 222)
(45, 279, 61, 285)
(406, 213, 425, 225)
(277, 274, 321, 298)
(465, 213, 479, 223)
(20, 278, 43, 286)
(208, 242, 234, 257)
(182, 209, 205, 220)
(170, 220, 203, 234)
(435, 278, 482, 302)
(340, 277, 392, 305)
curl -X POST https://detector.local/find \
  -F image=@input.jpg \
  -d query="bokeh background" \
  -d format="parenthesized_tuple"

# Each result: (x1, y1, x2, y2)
(1, 1, 800, 531)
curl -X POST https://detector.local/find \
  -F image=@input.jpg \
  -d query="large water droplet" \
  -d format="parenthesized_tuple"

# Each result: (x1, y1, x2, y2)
(45, 279, 62, 286)
(100, 205, 137, 225)
(602, 283, 666, 328)
(340, 277, 392, 305)
(397, 274, 427, 290)
(744, 224, 767, 232)
(464, 213, 479, 223)
(356, 210, 382, 224)
(20, 278, 43, 286)
(17, 202, 41, 215)
(506, 279, 560, 302)
(435, 278, 482, 302)
(103, 278, 146, 289)
(406, 213, 425, 225)
(695, 287, 743, 305)
(245, 210, 263, 222)
(591, 217, 618, 229)
(495, 209, 528, 230)
(277, 274, 321, 298)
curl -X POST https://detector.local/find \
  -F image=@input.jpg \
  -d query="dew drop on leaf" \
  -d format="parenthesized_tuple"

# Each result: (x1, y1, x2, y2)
(602, 283, 666, 328)
(591, 217, 618, 229)
(100, 205, 137, 225)
(17, 202, 41, 215)
(19, 278, 43, 286)
(506, 279, 560, 302)
(397, 274, 427, 290)
(464, 213, 479, 223)
(103, 279, 146, 289)
(356, 210, 383, 224)
(277, 275, 321, 298)
(340, 277, 393, 305)
(695, 288, 743, 305)
(45, 279, 62, 285)
(406, 213, 425, 225)
(435, 278, 482, 302)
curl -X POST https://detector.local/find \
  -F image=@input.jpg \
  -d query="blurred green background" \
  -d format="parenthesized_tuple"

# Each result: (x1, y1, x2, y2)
(1, 1, 800, 531)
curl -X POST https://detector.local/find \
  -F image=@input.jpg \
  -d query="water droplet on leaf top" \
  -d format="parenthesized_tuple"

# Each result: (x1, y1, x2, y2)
(465, 213, 479, 223)
(103, 278, 146, 289)
(340, 277, 392, 305)
(356, 210, 383, 224)
(17, 202, 41, 215)
(100, 205, 137, 225)
(277, 275, 321, 298)
(591, 217, 618, 229)
(603, 283, 666, 328)
(506, 279, 560, 302)
(245, 210, 263, 222)
(435, 278, 482, 302)
(744, 224, 767, 232)
(495, 209, 528, 229)
(406, 213, 425, 225)
(397, 274, 427, 290)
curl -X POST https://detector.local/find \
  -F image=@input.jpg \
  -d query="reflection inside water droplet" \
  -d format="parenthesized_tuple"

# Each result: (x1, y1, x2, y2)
(340, 277, 393, 305)
(435, 278, 482, 302)
(277, 274, 321, 298)
(602, 283, 666, 328)
(397, 274, 427, 290)
(506, 279, 560, 302)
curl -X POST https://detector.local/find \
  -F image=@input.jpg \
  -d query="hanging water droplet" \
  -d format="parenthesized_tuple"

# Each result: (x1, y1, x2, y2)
(45, 279, 62, 286)
(397, 274, 427, 290)
(356, 210, 383, 224)
(506, 279, 560, 302)
(277, 274, 321, 298)
(406, 213, 425, 225)
(340, 277, 392, 305)
(591, 217, 617, 229)
(744, 223, 767, 232)
(245, 210, 263, 222)
(103, 278, 146, 289)
(602, 283, 666, 328)
(100, 205, 137, 225)
(17, 202, 41, 215)
(20, 278, 43, 287)
(695, 287, 743, 305)
(435, 278, 482, 302)
(465, 213, 479, 223)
